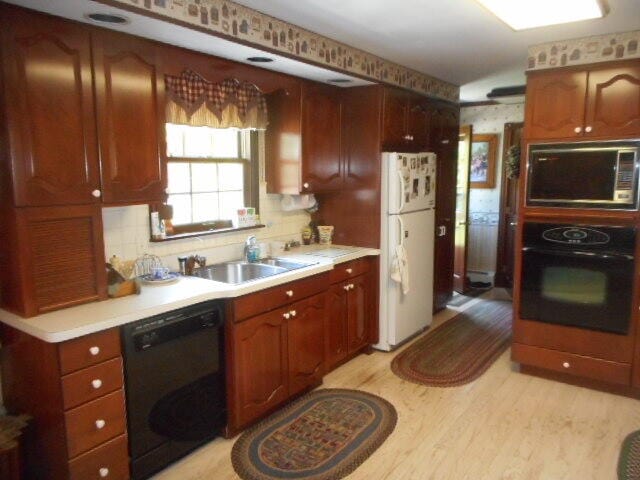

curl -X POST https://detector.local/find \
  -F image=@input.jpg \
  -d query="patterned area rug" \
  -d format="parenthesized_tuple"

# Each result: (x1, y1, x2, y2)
(231, 389, 397, 480)
(391, 299, 512, 387)
(619, 430, 640, 479)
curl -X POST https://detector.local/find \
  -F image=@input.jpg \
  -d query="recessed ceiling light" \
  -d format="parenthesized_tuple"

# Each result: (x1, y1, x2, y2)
(327, 78, 352, 84)
(246, 57, 274, 63)
(84, 13, 130, 24)
(476, 0, 606, 31)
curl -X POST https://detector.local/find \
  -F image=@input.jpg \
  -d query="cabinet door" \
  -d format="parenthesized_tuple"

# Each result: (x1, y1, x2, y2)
(287, 294, 326, 396)
(325, 283, 349, 370)
(407, 100, 430, 151)
(300, 83, 343, 193)
(382, 88, 409, 150)
(2, 8, 100, 206)
(92, 31, 166, 204)
(585, 63, 640, 139)
(524, 70, 588, 140)
(348, 274, 370, 353)
(15, 205, 107, 316)
(232, 309, 289, 429)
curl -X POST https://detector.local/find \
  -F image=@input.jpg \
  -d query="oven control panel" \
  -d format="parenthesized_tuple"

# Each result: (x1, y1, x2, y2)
(542, 227, 610, 245)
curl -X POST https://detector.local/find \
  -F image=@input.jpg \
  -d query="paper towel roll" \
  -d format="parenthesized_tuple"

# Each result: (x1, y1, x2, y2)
(280, 194, 317, 211)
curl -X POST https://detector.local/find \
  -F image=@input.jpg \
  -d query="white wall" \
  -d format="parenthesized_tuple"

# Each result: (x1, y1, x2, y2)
(461, 103, 524, 280)
(102, 133, 311, 268)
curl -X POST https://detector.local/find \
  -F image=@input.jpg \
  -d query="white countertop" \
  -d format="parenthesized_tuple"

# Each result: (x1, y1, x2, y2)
(0, 245, 379, 343)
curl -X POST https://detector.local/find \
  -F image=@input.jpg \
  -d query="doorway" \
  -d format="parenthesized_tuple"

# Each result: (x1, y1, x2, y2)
(453, 125, 472, 294)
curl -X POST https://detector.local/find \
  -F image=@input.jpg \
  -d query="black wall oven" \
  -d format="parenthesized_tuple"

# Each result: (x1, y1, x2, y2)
(520, 223, 635, 335)
(526, 141, 640, 210)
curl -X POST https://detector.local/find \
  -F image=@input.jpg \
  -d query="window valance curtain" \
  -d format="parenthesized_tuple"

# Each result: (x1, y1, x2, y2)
(165, 70, 268, 129)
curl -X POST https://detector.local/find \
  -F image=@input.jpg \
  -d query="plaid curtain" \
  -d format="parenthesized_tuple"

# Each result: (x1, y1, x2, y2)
(165, 70, 268, 129)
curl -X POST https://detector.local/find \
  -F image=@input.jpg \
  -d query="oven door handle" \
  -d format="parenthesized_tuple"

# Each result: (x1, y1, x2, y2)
(522, 246, 634, 261)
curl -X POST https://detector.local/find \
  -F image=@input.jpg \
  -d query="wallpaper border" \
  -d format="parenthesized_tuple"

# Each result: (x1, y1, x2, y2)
(97, 0, 459, 102)
(528, 30, 640, 71)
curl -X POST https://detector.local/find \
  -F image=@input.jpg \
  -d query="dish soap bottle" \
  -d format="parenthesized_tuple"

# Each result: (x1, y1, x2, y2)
(245, 235, 260, 263)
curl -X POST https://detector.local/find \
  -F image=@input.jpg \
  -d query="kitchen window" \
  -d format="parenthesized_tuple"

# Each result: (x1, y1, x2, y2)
(165, 123, 259, 234)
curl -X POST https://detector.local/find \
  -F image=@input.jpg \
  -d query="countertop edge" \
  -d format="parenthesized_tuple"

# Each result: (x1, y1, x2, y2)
(0, 247, 380, 343)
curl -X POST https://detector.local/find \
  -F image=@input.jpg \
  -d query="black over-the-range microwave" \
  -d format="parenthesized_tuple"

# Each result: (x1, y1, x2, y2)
(526, 140, 640, 210)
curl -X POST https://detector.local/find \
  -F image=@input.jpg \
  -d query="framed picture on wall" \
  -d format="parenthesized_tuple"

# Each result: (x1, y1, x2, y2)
(470, 133, 498, 189)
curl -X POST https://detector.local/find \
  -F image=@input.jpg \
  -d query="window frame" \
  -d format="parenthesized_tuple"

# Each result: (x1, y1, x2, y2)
(159, 129, 261, 239)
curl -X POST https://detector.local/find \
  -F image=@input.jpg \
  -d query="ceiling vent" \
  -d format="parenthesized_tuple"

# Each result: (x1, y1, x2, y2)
(487, 85, 526, 104)
(84, 13, 130, 24)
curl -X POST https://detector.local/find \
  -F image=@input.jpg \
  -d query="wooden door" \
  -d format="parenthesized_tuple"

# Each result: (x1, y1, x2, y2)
(585, 63, 640, 139)
(1, 7, 100, 206)
(325, 282, 349, 370)
(524, 70, 588, 140)
(347, 274, 370, 353)
(453, 125, 472, 294)
(15, 205, 107, 316)
(287, 294, 326, 396)
(382, 88, 409, 150)
(494, 122, 523, 289)
(300, 82, 343, 193)
(407, 100, 430, 151)
(431, 103, 460, 310)
(231, 309, 289, 429)
(92, 30, 166, 204)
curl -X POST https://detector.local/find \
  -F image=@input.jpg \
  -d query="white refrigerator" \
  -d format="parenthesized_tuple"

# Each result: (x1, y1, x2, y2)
(375, 152, 436, 351)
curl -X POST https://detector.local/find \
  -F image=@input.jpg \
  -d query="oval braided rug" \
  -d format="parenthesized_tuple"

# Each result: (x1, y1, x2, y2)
(391, 299, 512, 387)
(618, 430, 640, 479)
(231, 389, 397, 480)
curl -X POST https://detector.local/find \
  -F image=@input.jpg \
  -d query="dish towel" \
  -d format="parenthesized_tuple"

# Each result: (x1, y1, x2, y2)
(390, 243, 410, 295)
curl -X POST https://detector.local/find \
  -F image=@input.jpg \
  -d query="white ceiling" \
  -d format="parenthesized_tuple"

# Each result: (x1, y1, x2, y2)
(6, 0, 640, 101)
(235, 0, 640, 101)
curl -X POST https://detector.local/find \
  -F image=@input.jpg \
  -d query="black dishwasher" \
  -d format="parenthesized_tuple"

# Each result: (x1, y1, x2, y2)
(121, 301, 226, 480)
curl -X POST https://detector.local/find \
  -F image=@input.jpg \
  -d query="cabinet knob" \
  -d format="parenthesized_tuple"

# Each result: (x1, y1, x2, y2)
(585, 126, 593, 133)
(285, 290, 293, 297)
(574, 126, 582, 133)
(99, 467, 110, 478)
(164, 187, 171, 194)
(95, 419, 106, 429)
(409, 135, 414, 141)
(290, 310, 297, 317)
(349, 283, 354, 289)
(91, 189, 102, 198)
(346, 268, 353, 274)
(283, 312, 291, 319)
(343, 285, 350, 291)
(562, 361, 570, 369)
(441, 139, 450, 145)
(302, 182, 309, 189)
(89, 346, 100, 356)
(91, 379, 103, 390)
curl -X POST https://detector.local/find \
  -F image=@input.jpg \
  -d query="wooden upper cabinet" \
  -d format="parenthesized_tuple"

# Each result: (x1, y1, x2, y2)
(1, 8, 100, 206)
(300, 82, 343, 193)
(524, 70, 588, 140)
(92, 31, 166, 204)
(585, 63, 640, 139)
(382, 88, 410, 150)
(407, 101, 430, 150)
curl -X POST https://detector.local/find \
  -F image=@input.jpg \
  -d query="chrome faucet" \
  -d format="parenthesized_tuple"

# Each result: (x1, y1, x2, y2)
(244, 235, 259, 262)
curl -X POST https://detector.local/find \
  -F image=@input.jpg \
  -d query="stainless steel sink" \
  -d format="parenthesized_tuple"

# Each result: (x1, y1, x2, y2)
(193, 258, 315, 284)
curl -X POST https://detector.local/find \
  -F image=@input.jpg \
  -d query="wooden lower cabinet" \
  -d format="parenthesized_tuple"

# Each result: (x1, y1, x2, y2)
(288, 294, 326, 397)
(325, 268, 373, 371)
(230, 306, 290, 430)
(0, 327, 129, 479)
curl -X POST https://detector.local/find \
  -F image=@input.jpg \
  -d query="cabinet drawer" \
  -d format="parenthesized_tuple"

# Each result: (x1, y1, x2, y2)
(233, 272, 329, 321)
(68, 434, 129, 480)
(512, 343, 631, 386)
(62, 357, 124, 410)
(59, 329, 121, 375)
(65, 389, 127, 458)
(329, 258, 370, 284)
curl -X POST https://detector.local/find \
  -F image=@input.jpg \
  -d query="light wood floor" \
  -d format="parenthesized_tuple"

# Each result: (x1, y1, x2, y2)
(154, 290, 640, 480)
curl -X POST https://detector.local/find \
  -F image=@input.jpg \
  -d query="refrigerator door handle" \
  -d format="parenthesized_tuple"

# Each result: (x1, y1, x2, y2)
(397, 169, 406, 212)
(397, 215, 405, 247)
